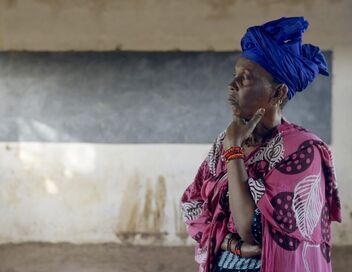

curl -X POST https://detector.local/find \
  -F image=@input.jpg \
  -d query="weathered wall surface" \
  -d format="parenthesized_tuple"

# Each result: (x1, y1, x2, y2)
(0, 143, 207, 245)
(0, 0, 350, 51)
(0, 0, 351, 246)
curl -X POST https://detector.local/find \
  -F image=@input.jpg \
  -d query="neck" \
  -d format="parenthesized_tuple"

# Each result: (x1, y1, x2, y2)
(251, 111, 282, 145)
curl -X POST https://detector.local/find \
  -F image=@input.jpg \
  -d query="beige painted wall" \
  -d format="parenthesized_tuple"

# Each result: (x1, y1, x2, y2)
(0, 0, 351, 51)
(0, 0, 351, 245)
(0, 143, 209, 246)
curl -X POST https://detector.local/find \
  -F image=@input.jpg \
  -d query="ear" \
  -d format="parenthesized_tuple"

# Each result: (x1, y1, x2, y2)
(271, 84, 288, 106)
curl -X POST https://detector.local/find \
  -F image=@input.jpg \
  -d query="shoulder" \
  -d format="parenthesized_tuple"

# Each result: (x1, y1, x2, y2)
(273, 122, 332, 175)
(247, 121, 327, 173)
(280, 121, 326, 157)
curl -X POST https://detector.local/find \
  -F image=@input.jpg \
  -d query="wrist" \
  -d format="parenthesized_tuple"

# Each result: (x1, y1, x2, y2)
(233, 140, 243, 146)
(224, 139, 243, 149)
(223, 146, 245, 162)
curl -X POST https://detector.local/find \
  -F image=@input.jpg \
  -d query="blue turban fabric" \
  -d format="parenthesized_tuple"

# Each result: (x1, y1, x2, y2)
(240, 17, 329, 100)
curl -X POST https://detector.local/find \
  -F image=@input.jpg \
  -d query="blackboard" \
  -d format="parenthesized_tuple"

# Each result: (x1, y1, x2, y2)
(0, 51, 331, 143)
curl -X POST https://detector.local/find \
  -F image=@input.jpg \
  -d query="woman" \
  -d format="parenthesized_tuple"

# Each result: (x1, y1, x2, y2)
(180, 17, 341, 272)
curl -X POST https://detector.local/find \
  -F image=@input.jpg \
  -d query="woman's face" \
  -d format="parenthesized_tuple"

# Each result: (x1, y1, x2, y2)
(228, 56, 277, 122)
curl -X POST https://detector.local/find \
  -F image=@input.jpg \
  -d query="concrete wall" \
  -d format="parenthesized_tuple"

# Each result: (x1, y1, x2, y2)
(0, 0, 351, 246)
(0, 0, 351, 51)
(0, 143, 208, 245)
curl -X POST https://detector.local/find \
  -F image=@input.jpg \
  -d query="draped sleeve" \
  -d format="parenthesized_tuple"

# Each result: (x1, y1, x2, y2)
(180, 159, 211, 243)
(246, 127, 341, 272)
(180, 131, 228, 272)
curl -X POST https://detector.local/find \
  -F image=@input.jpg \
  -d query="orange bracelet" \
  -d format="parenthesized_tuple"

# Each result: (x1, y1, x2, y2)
(222, 146, 245, 162)
(223, 146, 244, 155)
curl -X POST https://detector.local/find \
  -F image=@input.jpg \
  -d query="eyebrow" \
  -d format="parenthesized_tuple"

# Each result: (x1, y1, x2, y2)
(233, 69, 252, 76)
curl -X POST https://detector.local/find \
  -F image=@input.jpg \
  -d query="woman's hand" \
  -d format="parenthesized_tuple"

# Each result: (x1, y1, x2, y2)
(240, 242, 262, 257)
(221, 234, 261, 257)
(223, 108, 265, 150)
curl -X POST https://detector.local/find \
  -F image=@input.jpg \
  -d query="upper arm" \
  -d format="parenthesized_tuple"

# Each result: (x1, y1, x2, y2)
(249, 143, 328, 241)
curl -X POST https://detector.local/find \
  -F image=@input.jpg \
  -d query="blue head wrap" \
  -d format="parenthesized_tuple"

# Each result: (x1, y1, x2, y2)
(240, 17, 329, 100)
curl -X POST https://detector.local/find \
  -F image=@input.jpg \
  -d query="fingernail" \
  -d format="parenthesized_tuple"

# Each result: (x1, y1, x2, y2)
(259, 108, 265, 114)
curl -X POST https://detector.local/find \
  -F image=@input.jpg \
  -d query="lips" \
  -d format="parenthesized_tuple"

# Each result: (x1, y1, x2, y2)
(228, 95, 239, 106)
(228, 95, 241, 114)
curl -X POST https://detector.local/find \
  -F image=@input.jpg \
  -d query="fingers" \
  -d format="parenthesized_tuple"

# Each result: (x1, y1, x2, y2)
(247, 108, 265, 130)
(239, 117, 247, 125)
(232, 114, 246, 125)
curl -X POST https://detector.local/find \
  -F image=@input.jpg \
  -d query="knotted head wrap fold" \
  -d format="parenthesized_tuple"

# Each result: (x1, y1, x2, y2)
(240, 17, 329, 100)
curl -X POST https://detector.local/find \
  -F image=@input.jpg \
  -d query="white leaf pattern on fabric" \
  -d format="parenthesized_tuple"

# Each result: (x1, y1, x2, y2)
(247, 132, 285, 170)
(195, 245, 208, 264)
(293, 169, 323, 240)
(302, 242, 320, 272)
(248, 178, 265, 204)
(206, 131, 226, 176)
(181, 201, 204, 222)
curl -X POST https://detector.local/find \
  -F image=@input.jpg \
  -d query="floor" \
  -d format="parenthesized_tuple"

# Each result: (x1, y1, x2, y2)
(0, 243, 351, 272)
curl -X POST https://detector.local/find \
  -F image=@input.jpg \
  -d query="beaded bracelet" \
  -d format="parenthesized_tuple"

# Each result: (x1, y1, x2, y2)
(222, 146, 245, 162)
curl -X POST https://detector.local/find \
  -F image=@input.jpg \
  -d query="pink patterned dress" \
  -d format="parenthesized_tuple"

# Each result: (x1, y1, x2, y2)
(180, 117, 341, 272)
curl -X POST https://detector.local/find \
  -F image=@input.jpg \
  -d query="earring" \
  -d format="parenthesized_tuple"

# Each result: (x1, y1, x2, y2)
(275, 100, 282, 107)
